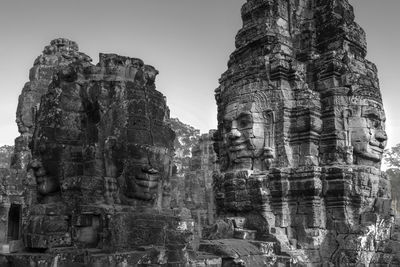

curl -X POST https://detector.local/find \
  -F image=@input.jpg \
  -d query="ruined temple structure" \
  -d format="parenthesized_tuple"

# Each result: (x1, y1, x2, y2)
(167, 124, 220, 243)
(0, 38, 227, 266)
(0, 40, 92, 255)
(183, 131, 219, 232)
(168, 118, 200, 211)
(206, 0, 400, 265)
(1, 0, 400, 266)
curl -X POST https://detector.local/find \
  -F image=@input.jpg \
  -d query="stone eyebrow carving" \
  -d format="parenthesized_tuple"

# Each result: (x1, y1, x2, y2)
(237, 112, 253, 120)
(362, 107, 385, 121)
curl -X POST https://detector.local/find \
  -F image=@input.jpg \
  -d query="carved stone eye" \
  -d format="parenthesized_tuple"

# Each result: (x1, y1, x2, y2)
(365, 113, 381, 129)
(238, 118, 251, 128)
(237, 114, 252, 129)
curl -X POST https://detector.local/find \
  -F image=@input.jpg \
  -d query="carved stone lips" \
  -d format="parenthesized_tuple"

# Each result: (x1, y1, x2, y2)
(370, 144, 383, 153)
(141, 166, 159, 174)
(370, 140, 385, 150)
(368, 141, 385, 156)
(229, 141, 247, 152)
(135, 179, 158, 189)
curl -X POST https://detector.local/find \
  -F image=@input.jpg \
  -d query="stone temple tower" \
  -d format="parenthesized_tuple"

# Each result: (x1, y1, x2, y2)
(211, 0, 400, 265)
(1, 39, 201, 266)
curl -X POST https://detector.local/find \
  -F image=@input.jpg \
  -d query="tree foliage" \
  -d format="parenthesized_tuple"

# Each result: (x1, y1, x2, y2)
(384, 143, 400, 168)
(384, 144, 400, 215)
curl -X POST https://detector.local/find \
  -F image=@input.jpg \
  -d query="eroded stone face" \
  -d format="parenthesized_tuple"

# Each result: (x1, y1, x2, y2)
(25, 47, 175, 209)
(349, 99, 387, 165)
(19, 41, 183, 254)
(221, 101, 266, 170)
(124, 147, 170, 202)
(30, 159, 59, 198)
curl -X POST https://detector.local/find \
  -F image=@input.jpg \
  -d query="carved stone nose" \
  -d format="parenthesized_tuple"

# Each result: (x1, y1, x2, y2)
(375, 130, 387, 143)
(229, 128, 241, 139)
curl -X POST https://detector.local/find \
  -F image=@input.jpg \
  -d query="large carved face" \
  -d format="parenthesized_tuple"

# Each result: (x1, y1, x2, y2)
(221, 100, 265, 170)
(123, 91, 174, 203)
(125, 147, 170, 202)
(126, 167, 160, 201)
(30, 158, 60, 203)
(349, 100, 387, 164)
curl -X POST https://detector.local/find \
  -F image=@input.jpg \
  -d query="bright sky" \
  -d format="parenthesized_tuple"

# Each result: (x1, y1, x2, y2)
(0, 0, 399, 149)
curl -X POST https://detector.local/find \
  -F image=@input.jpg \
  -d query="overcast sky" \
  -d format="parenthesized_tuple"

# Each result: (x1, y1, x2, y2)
(0, 0, 399, 149)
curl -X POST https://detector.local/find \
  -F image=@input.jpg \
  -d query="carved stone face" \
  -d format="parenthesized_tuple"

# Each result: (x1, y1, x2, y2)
(126, 165, 160, 201)
(30, 159, 60, 199)
(221, 101, 265, 170)
(36, 175, 59, 196)
(124, 144, 171, 203)
(122, 87, 173, 203)
(349, 100, 387, 164)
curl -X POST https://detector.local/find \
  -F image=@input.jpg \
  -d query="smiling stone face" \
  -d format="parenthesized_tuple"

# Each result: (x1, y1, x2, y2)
(126, 163, 161, 201)
(221, 101, 266, 170)
(349, 99, 387, 166)
(124, 145, 171, 202)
